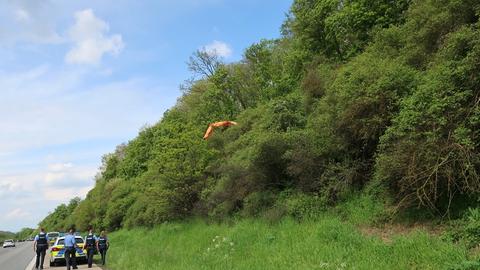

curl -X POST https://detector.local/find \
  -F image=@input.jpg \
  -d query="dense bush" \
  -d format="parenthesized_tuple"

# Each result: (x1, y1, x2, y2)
(282, 192, 327, 221)
(444, 207, 480, 248)
(375, 23, 480, 211)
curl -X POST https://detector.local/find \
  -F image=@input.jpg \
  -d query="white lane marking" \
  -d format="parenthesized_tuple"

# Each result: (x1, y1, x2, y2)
(25, 255, 35, 270)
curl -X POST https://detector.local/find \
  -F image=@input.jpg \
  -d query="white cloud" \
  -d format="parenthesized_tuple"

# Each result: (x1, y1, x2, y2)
(44, 162, 96, 188)
(203, 40, 232, 58)
(65, 9, 124, 65)
(0, 182, 15, 197)
(45, 172, 66, 184)
(6, 208, 30, 219)
(14, 9, 30, 22)
(0, 64, 174, 154)
(0, 1, 63, 44)
(43, 187, 92, 202)
(0, 62, 175, 207)
(48, 163, 74, 172)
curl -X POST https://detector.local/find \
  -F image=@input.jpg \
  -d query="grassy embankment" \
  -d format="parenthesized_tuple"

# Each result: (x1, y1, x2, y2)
(103, 197, 478, 270)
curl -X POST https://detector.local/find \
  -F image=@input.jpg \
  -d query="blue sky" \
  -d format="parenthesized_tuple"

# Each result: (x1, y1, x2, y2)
(0, 0, 292, 232)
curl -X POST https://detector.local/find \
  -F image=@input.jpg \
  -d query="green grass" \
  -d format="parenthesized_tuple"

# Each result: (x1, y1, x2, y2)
(334, 193, 387, 226)
(104, 215, 471, 270)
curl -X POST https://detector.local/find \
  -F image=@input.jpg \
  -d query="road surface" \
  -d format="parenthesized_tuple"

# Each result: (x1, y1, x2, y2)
(0, 241, 105, 270)
(0, 242, 34, 270)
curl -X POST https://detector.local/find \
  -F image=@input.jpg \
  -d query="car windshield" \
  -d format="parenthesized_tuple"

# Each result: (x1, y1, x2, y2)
(57, 238, 84, 245)
(47, 232, 59, 238)
(5, 240, 13, 243)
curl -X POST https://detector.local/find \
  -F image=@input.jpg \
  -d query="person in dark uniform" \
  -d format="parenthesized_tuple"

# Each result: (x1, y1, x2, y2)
(84, 227, 97, 268)
(33, 228, 49, 270)
(96, 231, 109, 266)
(64, 228, 78, 270)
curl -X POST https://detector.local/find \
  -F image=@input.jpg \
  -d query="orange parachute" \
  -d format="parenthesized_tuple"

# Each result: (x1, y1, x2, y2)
(203, 121, 238, 140)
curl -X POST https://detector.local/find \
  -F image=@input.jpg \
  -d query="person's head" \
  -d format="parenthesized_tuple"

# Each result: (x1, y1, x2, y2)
(69, 228, 74, 234)
(88, 226, 93, 234)
(100, 230, 106, 237)
(40, 228, 45, 233)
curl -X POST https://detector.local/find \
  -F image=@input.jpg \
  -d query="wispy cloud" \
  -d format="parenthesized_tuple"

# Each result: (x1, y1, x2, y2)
(6, 208, 30, 219)
(0, 0, 63, 45)
(0, 181, 17, 197)
(44, 162, 96, 188)
(0, 62, 175, 230)
(14, 9, 30, 22)
(203, 40, 232, 58)
(48, 163, 74, 172)
(0, 65, 170, 153)
(43, 187, 92, 202)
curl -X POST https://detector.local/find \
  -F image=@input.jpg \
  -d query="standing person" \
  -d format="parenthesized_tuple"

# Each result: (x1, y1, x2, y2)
(96, 231, 109, 266)
(64, 228, 78, 270)
(33, 228, 49, 270)
(84, 227, 97, 268)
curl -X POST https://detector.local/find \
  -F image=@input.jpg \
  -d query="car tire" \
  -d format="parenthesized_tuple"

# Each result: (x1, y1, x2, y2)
(50, 261, 54, 267)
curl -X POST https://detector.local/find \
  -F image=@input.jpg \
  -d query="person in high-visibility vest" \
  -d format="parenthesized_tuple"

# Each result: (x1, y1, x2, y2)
(96, 231, 110, 266)
(84, 227, 97, 268)
(33, 228, 49, 270)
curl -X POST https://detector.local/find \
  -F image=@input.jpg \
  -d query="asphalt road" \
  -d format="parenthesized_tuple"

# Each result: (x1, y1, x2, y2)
(0, 242, 35, 270)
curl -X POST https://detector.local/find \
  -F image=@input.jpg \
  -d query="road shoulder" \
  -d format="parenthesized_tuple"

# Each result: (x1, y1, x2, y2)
(30, 251, 104, 270)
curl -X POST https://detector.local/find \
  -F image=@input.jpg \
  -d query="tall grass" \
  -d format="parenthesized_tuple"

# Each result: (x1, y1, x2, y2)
(105, 216, 469, 270)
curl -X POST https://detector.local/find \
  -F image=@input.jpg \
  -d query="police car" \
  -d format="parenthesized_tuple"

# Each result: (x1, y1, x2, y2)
(2, 239, 15, 248)
(49, 236, 86, 266)
(47, 232, 60, 246)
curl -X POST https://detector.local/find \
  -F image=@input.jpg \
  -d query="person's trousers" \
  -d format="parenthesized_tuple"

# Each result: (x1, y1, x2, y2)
(35, 247, 46, 269)
(99, 248, 107, 265)
(65, 247, 77, 270)
(86, 248, 95, 267)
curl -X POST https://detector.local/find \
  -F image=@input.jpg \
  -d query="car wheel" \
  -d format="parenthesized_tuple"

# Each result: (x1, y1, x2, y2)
(50, 261, 54, 267)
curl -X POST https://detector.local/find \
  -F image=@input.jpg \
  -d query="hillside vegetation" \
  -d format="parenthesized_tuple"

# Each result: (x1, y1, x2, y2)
(39, 0, 480, 259)
(15, 228, 35, 240)
(0, 231, 15, 242)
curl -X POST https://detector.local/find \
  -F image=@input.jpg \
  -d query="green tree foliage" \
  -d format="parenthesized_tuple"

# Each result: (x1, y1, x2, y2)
(16, 228, 35, 240)
(0, 231, 15, 242)
(39, 0, 480, 230)
(375, 24, 480, 211)
(40, 197, 81, 231)
(288, 0, 410, 60)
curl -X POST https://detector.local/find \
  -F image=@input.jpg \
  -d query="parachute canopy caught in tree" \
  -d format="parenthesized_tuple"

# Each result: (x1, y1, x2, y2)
(203, 121, 238, 140)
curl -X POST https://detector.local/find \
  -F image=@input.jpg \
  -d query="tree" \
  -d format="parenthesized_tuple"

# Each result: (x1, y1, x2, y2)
(288, 0, 410, 60)
(187, 50, 223, 79)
